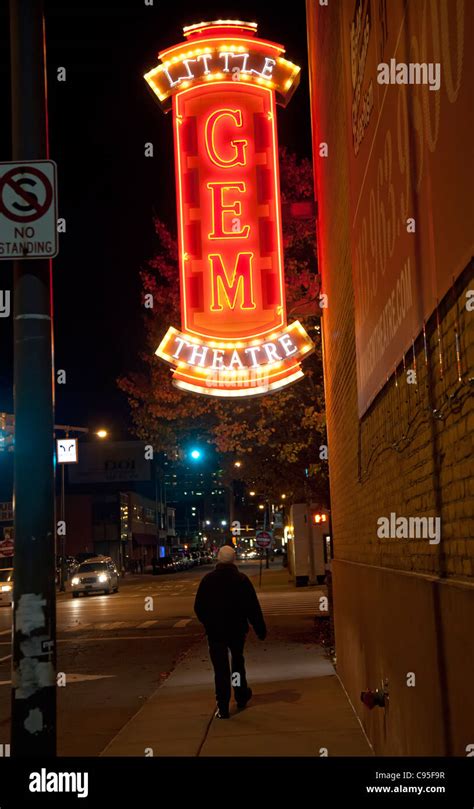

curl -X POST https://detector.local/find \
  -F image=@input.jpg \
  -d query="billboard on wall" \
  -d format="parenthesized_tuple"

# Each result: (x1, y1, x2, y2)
(339, 0, 474, 416)
(68, 442, 151, 484)
(145, 20, 314, 397)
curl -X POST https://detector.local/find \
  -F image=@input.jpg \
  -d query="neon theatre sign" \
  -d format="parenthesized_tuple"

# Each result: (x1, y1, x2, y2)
(145, 20, 314, 397)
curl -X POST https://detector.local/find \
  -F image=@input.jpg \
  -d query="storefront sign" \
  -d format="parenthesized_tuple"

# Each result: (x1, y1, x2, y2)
(145, 20, 314, 396)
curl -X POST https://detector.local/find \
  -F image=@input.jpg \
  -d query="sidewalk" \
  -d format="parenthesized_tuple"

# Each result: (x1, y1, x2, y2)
(101, 567, 372, 757)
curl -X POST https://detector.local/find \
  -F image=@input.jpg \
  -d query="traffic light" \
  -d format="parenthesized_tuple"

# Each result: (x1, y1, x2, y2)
(0, 413, 14, 452)
(313, 513, 328, 524)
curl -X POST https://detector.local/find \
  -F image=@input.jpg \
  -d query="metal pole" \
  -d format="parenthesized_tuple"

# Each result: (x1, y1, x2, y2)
(229, 481, 235, 528)
(306, 500, 316, 585)
(10, 0, 56, 755)
(264, 501, 270, 568)
(59, 462, 65, 591)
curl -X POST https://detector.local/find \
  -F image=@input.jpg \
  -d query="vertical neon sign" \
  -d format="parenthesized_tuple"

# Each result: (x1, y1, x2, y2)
(145, 20, 314, 397)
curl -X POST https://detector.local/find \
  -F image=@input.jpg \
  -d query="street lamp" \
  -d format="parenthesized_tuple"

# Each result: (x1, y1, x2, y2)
(281, 493, 287, 499)
(234, 461, 242, 468)
(56, 424, 109, 590)
(249, 490, 256, 497)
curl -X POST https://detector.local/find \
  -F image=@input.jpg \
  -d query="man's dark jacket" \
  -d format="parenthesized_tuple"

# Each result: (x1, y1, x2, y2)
(194, 563, 267, 641)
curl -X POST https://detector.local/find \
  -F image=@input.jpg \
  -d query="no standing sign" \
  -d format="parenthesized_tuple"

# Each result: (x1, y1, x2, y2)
(0, 160, 58, 260)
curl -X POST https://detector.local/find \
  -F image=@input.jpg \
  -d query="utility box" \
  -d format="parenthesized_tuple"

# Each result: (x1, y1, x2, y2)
(287, 504, 331, 586)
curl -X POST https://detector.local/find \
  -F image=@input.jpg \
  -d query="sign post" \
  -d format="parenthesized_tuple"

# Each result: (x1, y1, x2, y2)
(10, 0, 57, 756)
(145, 20, 314, 398)
(56, 438, 78, 591)
(256, 529, 273, 586)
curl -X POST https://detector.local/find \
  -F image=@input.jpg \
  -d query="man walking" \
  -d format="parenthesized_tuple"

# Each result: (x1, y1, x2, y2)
(194, 545, 267, 719)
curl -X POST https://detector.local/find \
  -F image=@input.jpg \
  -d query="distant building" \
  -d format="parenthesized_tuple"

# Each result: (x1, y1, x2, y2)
(64, 440, 175, 570)
(163, 455, 229, 544)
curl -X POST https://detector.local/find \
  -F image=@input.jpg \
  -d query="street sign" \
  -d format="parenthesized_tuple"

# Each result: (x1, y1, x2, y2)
(256, 530, 273, 549)
(0, 160, 58, 260)
(56, 438, 78, 464)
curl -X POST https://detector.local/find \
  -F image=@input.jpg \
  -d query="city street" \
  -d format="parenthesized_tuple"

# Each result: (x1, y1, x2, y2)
(0, 0, 471, 789)
(0, 561, 326, 756)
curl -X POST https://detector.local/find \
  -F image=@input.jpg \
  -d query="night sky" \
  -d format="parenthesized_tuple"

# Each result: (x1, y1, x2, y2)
(0, 0, 313, 438)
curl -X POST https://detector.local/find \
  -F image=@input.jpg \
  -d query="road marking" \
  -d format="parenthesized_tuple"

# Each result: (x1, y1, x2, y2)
(65, 673, 116, 683)
(57, 633, 202, 644)
(137, 620, 158, 628)
(173, 619, 192, 628)
(0, 654, 11, 663)
(0, 673, 117, 687)
(94, 622, 128, 631)
(63, 623, 93, 632)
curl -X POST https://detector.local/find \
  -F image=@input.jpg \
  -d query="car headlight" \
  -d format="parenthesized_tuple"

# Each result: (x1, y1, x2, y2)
(98, 574, 108, 583)
(1, 585, 12, 592)
(71, 577, 80, 585)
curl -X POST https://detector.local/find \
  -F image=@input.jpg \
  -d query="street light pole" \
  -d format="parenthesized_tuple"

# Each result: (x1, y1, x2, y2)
(10, 0, 56, 755)
(264, 500, 270, 569)
(59, 445, 66, 592)
(55, 425, 89, 591)
(305, 488, 317, 586)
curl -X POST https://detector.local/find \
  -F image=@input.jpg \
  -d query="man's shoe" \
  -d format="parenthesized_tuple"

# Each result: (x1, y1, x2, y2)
(215, 707, 230, 719)
(236, 688, 252, 710)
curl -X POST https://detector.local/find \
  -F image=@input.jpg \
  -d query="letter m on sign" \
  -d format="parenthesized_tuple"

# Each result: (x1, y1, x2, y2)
(209, 252, 256, 311)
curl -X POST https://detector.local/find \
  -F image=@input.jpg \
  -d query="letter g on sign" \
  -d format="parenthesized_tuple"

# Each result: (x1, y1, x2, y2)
(204, 109, 248, 168)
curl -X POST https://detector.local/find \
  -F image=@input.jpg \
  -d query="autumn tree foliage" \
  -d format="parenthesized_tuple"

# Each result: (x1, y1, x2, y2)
(118, 149, 328, 504)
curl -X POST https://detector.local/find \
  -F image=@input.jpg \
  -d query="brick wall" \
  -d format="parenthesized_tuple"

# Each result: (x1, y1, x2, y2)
(306, 0, 473, 755)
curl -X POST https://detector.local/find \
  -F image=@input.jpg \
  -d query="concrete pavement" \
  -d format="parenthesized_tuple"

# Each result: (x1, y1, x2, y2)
(102, 568, 373, 757)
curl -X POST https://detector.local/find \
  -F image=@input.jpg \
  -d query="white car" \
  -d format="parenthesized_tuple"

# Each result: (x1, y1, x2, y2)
(0, 568, 13, 605)
(70, 556, 119, 598)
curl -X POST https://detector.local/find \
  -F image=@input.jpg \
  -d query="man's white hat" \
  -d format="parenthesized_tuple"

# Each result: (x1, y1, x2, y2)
(217, 545, 236, 564)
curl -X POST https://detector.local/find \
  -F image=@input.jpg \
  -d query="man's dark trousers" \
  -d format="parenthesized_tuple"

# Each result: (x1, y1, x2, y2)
(208, 636, 249, 711)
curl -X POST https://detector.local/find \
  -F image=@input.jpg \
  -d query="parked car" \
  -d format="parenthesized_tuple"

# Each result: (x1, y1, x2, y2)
(70, 556, 119, 597)
(171, 555, 184, 571)
(153, 556, 175, 574)
(0, 568, 13, 605)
